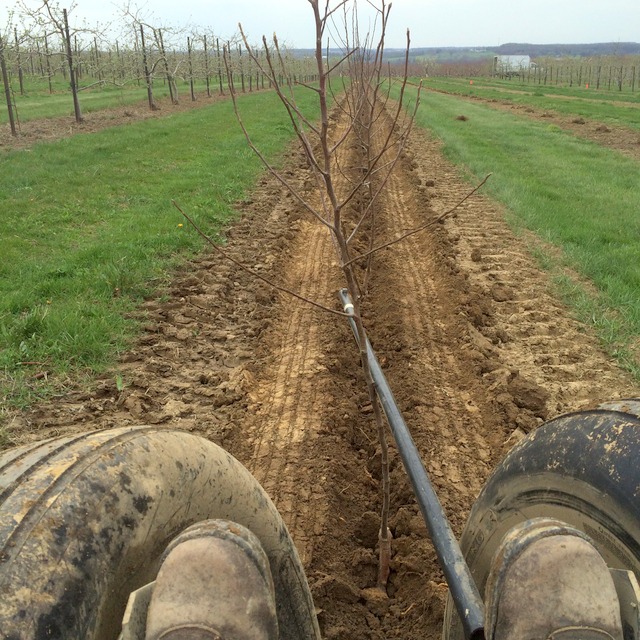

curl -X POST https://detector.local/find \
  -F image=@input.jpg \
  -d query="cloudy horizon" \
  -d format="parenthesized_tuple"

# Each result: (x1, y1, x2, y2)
(2, 0, 639, 50)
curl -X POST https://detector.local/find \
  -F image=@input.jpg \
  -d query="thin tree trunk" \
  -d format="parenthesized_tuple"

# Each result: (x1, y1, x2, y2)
(63, 9, 83, 123)
(203, 35, 211, 97)
(216, 38, 224, 95)
(44, 34, 53, 94)
(14, 28, 24, 96)
(158, 29, 177, 104)
(187, 37, 196, 101)
(239, 45, 246, 93)
(0, 34, 17, 136)
(93, 37, 101, 82)
(139, 26, 157, 111)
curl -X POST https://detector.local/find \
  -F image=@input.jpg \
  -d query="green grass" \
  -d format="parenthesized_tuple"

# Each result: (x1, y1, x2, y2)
(0, 88, 321, 408)
(421, 77, 640, 131)
(427, 77, 640, 103)
(0, 76, 231, 123)
(2, 77, 158, 123)
(402, 86, 640, 376)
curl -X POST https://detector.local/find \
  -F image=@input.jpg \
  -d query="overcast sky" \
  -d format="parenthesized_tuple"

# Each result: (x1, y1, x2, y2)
(4, 0, 640, 49)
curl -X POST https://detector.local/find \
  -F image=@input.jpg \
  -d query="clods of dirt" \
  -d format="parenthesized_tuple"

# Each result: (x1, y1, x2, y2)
(3, 99, 638, 640)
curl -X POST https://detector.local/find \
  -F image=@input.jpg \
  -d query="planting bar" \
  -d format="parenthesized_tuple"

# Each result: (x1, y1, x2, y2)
(339, 289, 485, 640)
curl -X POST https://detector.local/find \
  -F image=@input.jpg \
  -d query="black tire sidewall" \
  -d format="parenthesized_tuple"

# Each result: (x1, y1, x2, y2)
(444, 410, 640, 640)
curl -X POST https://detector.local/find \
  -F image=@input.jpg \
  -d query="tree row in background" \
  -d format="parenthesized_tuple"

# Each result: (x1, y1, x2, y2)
(0, 1, 320, 135)
(421, 55, 640, 91)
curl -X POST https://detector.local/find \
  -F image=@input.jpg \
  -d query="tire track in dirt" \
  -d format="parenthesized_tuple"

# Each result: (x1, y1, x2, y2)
(409, 128, 639, 418)
(239, 214, 341, 565)
(375, 140, 500, 503)
(230, 116, 359, 567)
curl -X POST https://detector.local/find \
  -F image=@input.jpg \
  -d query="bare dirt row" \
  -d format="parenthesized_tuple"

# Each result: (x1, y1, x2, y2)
(4, 98, 639, 639)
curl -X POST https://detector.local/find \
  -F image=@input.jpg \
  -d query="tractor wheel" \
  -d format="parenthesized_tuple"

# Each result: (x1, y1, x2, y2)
(0, 426, 320, 640)
(443, 402, 640, 640)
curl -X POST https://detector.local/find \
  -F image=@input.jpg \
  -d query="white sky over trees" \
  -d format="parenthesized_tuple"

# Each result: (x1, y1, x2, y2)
(3, 0, 639, 49)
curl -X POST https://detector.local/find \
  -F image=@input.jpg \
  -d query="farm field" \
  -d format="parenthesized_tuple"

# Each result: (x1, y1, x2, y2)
(424, 77, 640, 128)
(401, 85, 640, 374)
(1, 81, 640, 639)
(0, 79, 172, 124)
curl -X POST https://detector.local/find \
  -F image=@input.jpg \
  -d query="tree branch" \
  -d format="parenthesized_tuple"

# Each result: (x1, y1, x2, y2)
(172, 201, 348, 317)
(343, 174, 492, 267)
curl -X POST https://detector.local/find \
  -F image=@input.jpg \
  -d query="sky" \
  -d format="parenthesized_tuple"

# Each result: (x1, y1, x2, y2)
(3, 0, 640, 49)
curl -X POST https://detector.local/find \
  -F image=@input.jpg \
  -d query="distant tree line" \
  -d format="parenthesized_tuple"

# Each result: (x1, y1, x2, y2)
(495, 42, 640, 57)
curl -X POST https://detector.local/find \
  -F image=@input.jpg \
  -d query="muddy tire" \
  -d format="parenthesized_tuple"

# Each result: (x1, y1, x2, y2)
(444, 405, 640, 639)
(0, 427, 320, 640)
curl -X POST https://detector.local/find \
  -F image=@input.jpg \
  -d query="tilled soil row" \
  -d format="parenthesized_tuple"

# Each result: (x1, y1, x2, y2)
(4, 102, 638, 640)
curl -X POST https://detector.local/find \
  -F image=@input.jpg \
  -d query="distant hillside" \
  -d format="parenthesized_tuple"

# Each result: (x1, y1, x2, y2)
(390, 43, 640, 62)
(495, 42, 640, 57)
(290, 42, 640, 62)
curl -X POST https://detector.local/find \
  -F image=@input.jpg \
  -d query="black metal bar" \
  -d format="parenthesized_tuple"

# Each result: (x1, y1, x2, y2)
(339, 289, 485, 640)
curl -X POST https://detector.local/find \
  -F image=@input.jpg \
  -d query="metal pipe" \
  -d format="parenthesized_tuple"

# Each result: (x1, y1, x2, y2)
(339, 289, 485, 640)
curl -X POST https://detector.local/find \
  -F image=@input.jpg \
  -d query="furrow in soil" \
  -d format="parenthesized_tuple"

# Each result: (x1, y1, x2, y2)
(241, 217, 340, 564)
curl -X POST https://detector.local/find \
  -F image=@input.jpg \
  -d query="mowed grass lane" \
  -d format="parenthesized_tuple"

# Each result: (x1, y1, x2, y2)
(403, 86, 640, 375)
(422, 78, 640, 131)
(0, 77, 178, 123)
(0, 89, 320, 408)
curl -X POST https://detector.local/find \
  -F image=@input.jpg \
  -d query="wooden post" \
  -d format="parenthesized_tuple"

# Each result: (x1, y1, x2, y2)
(36, 39, 44, 77)
(94, 37, 102, 82)
(116, 40, 125, 81)
(73, 34, 80, 82)
(157, 29, 177, 104)
(238, 44, 245, 93)
(216, 38, 224, 95)
(44, 34, 53, 93)
(132, 26, 142, 86)
(187, 36, 196, 101)
(14, 28, 24, 96)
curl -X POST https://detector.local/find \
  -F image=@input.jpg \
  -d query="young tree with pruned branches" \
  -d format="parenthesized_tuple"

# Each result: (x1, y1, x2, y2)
(222, 0, 421, 592)
(176, 0, 485, 593)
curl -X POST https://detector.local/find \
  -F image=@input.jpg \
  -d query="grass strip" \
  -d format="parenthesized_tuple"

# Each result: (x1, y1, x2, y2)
(1, 78, 169, 123)
(403, 86, 640, 376)
(0, 77, 229, 124)
(0, 88, 320, 409)
(421, 78, 640, 131)
(428, 77, 640, 103)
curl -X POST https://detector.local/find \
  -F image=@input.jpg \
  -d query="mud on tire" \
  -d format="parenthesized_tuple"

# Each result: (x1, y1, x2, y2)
(0, 426, 319, 640)
(444, 404, 640, 639)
